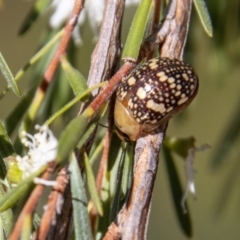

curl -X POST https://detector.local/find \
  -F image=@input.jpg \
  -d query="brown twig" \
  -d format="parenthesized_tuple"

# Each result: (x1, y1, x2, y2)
(52, 0, 127, 238)
(96, 129, 111, 192)
(37, 167, 69, 240)
(86, 0, 125, 97)
(147, 0, 162, 60)
(104, 0, 193, 239)
(9, 2, 85, 238)
(8, 162, 56, 240)
(40, 0, 85, 93)
(89, 61, 135, 113)
(152, 0, 162, 32)
(89, 125, 111, 232)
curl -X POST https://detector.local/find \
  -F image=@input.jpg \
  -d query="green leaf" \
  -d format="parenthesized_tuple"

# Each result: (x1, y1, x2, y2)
(57, 107, 95, 162)
(0, 52, 20, 96)
(41, 66, 72, 120)
(97, 134, 122, 235)
(107, 133, 122, 171)
(19, 0, 52, 35)
(83, 151, 103, 215)
(20, 214, 32, 240)
(122, 0, 152, 60)
(0, 121, 15, 179)
(76, 121, 98, 150)
(4, 85, 38, 136)
(110, 147, 125, 222)
(61, 57, 89, 98)
(15, 30, 63, 81)
(0, 121, 15, 158)
(194, 0, 213, 37)
(45, 82, 107, 126)
(0, 184, 13, 237)
(0, 167, 45, 212)
(121, 143, 134, 196)
(163, 146, 192, 237)
(89, 140, 104, 165)
(69, 154, 93, 240)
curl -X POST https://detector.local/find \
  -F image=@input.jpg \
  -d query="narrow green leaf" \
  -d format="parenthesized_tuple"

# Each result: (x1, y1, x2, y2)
(97, 135, 122, 235)
(57, 107, 95, 162)
(19, 0, 52, 35)
(0, 184, 13, 237)
(107, 133, 122, 171)
(0, 121, 15, 179)
(0, 121, 15, 158)
(42, 65, 72, 120)
(0, 167, 45, 212)
(4, 85, 38, 136)
(61, 57, 89, 97)
(69, 154, 93, 240)
(20, 214, 32, 240)
(0, 52, 20, 96)
(15, 30, 63, 81)
(122, 0, 152, 60)
(76, 121, 98, 150)
(45, 82, 106, 126)
(83, 152, 103, 215)
(121, 143, 134, 196)
(0, 183, 28, 213)
(89, 140, 104, 165)
(194, 0, 213, 37)
(163, 146, 192, 237)
(110, 148, 125, 222)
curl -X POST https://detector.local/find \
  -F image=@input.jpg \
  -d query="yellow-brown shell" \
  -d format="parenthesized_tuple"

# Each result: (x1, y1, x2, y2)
(114, 57, 199, 141)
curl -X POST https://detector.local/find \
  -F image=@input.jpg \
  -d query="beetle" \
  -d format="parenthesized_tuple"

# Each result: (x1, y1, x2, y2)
(114, 57, 199, 141)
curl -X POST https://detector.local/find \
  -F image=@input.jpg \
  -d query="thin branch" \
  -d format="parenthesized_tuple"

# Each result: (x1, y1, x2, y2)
(89, 61, 135, 113)
(37, 167, 69, 240)
(8, 162, 56, 240)
(40, 0, 85, 93)
(53, 0, 127, 237)
(104, 0, 193, 239)
(152, 0, 162, 32)
(86, 0, 125, 97)
(47, 184, 73, 240)
(147, 0, 162, 60)
(89, 126, 111, 232)
(26, 0, 85, 123)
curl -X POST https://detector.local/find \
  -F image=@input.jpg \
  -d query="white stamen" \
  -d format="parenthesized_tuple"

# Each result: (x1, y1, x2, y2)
(34, 178, 57, 187)
(16, 125, 58, 180)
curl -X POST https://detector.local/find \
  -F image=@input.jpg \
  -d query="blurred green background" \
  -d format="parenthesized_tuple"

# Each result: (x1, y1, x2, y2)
(0, 1, 240, 239)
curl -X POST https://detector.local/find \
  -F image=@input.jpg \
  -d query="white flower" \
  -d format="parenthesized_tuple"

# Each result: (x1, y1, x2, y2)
(181, 144, 210, 213)
(16, 125, 58, 179)
(49, 0, 140, 44)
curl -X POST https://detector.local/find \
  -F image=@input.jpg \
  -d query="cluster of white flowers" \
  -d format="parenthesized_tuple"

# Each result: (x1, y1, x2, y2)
(50, 0, 140, 44)
(16, 125, 58, 179)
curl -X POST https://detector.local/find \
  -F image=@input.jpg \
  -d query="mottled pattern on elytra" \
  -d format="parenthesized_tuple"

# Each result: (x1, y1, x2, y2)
(116, 57, 198, 125)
